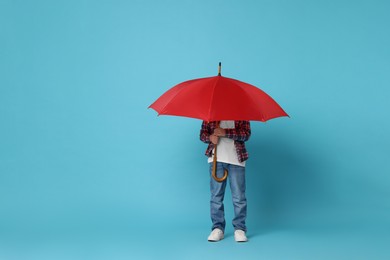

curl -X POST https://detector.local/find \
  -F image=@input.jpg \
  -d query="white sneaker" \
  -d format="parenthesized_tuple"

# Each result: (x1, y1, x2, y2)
(234, 230, 248, 242)
(207, 228, 224, 242)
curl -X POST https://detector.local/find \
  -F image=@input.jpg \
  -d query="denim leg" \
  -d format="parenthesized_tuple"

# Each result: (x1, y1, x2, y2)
(228, 164, 247, 232)
(209, 162, 227, 231)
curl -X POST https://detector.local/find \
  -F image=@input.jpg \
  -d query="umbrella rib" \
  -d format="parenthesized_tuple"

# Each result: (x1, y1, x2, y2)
(236, 80, 288, 121)
(157, 82, 190, 115)
(207, 77, 219, 121)
(238, 83, 266, 121)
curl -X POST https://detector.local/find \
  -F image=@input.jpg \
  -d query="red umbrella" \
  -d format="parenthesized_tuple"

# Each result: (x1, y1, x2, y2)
(149, 63, 289, 181)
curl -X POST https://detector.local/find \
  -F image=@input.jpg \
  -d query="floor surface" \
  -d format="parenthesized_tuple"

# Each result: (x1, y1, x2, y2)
(1, 222, 389, 260)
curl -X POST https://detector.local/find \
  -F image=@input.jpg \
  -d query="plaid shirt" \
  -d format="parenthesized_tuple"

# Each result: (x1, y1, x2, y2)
(200, 121, 251, 163)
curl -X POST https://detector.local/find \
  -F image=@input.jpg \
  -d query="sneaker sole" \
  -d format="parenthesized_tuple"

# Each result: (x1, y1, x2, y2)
(208, 236, 224, 242)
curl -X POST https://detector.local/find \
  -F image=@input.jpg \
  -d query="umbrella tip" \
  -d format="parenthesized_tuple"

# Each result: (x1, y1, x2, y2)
(218, 62, 221, 76)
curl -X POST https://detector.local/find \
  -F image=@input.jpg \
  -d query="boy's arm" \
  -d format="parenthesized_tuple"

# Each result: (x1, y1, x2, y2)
(200, 121, 211, 143)
(224, 121, 251, 142)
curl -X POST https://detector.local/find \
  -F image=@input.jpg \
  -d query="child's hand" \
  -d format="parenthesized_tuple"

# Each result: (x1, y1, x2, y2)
(210, 134, 219, 144)
(214, 128, 226, 137)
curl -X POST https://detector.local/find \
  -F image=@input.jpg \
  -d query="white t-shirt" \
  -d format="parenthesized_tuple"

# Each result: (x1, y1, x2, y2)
(207, 120, 246, 167)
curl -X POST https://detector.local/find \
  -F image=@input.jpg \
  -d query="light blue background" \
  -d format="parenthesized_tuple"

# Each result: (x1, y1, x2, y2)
(1, 0, 390, 259)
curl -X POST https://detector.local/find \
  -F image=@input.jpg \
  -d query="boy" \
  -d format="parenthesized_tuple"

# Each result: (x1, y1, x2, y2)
(200, 120, 251, 242)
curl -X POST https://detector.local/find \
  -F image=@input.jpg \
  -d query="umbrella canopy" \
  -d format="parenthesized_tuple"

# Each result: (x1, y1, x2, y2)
(149, 71, 289, 121)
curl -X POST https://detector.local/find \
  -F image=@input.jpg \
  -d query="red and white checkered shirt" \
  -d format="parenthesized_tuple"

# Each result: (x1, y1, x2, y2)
(200, 121, 251, 163)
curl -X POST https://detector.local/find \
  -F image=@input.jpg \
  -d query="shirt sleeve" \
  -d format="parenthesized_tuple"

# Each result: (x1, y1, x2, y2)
(200, 121, 211, 143)
(225, 121, 251, 142)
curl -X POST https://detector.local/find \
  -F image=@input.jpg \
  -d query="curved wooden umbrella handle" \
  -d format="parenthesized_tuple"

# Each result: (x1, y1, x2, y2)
(212, 145, 228, 182)
(211, 121, 228, 182)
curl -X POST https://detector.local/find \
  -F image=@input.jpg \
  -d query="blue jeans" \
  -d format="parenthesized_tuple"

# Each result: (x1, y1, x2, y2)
(209, 162, 247, 232)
